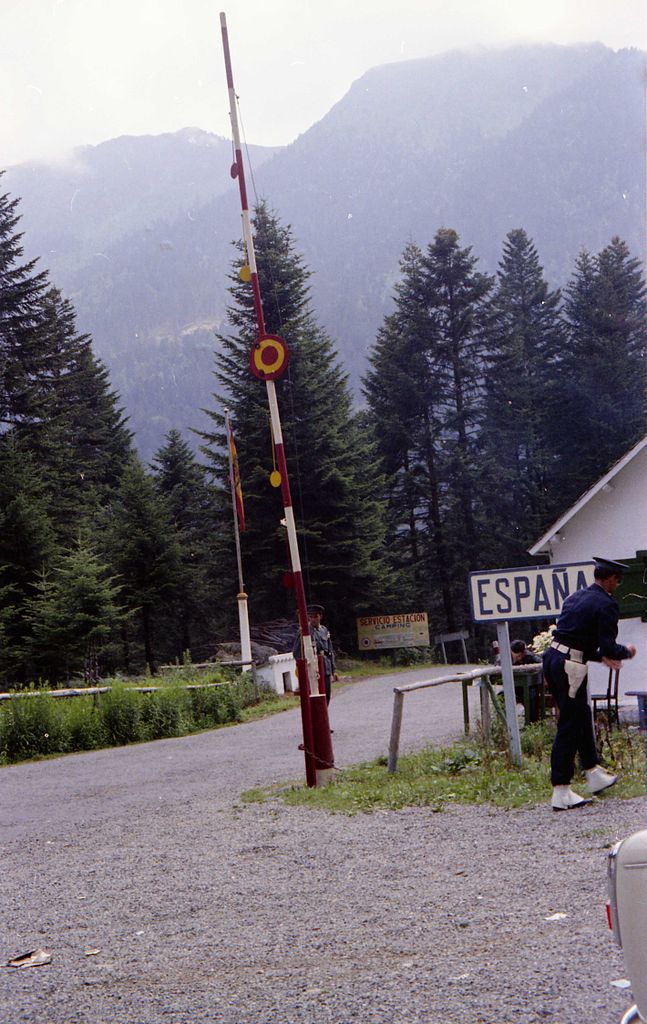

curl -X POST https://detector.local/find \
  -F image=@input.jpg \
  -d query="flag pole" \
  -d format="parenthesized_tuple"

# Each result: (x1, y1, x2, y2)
(220, 11, 333, 785)
(225, 407, 252, 673)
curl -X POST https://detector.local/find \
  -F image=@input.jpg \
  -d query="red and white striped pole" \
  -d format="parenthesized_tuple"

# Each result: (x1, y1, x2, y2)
(220, 13, 333, 786)
(220, 12, 265, 336)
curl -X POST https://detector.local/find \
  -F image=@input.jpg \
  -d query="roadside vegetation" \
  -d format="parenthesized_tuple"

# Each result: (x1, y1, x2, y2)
(242, 721, 646, 813)
(0, 652, 445, 767)
(0, 673, 292, 765)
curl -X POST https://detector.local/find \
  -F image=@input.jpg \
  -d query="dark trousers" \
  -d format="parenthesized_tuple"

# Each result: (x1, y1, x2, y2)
(324, 674, 331, 705)
(543, 648, 598, 785)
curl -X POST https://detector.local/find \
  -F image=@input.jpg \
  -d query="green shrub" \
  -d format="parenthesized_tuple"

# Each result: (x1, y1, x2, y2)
(390, 646, 434, 667)
(140, 687, 189, 740)
(520, 720, 556, 759)
(221, 683, 243, 722)
(98, 686, 142, 745)
(188, 682, 248, 728)
(64, 696, 106, 752)
(0, 693, 67, 761)
(189, 685, 227, 727)
(0, 676, 283, 764)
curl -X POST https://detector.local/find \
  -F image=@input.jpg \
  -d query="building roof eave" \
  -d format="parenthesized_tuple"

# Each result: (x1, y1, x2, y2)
(528, 436, 647, 556)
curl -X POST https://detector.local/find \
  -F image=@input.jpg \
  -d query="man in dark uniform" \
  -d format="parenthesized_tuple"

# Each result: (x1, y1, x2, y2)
(293, 604, 338, 705)
(543, 557, 636, 811)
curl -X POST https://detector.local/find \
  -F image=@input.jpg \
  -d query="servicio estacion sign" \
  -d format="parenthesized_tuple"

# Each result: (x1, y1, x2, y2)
(357, 612, 430, 650)
(469, 562, 595, 623)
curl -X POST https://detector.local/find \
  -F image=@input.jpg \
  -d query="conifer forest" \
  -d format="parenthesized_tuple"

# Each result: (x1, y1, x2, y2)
(1, 180, 644, 686)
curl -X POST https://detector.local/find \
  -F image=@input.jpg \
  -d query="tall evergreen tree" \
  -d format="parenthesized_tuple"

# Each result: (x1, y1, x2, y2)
(0, 185, 132, 541)
(101, 456, 180, 673)
(24, 288, 133, 542)
(25, 537, 125, 684)
(482, 229, 565, 561)
(365, 242, 454, 621)
(365, 230, 493, 632)
(151, 429, 221, 659)
(421, 229, 493, 565)
(557, 237, 645, 502)
(0, 434, 56, 684)
(0, 184, 51, 431)
(202, 202, 392, 647)
(0, 182, 134, 682)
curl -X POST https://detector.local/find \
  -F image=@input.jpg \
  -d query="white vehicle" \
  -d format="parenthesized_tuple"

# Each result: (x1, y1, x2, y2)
(607, 829, 647, 1023)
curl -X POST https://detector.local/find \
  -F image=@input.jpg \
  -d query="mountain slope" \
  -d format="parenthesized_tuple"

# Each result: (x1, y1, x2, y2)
(4, 129, 280, 280)
(4, 43, 645, 458)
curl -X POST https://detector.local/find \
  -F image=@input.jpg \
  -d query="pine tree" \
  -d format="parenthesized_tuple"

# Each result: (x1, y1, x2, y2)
(25, 537, 125, 684)
(0, 185, 132, 544)
(365, 230, 493, 632)
(151, 429, 221, 659)
(558, 237, 645, 501)
(421, 229, 493, 566)
(101, 456, 180, 673)
(482, 229, 565, 560)
(24, 288, 133, 542)
(202, 202, 392, 647)
(364, 242, 453, 620)
(0, 434, 56, 684)
(0, 184, 51, 431)
(0, 182, 134, 682)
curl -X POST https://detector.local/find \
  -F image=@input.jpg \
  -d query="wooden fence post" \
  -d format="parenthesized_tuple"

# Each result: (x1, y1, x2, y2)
(387, 689, 405, 773)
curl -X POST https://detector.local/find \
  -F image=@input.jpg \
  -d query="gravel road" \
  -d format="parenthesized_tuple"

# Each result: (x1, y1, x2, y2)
(1, 667, 645, 1024)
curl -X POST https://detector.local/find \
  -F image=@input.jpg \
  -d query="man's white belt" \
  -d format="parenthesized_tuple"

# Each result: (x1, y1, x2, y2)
(550, 640, 584, 663)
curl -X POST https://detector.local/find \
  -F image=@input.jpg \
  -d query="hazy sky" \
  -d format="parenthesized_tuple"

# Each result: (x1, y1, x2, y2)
(3, 0, 646, 166)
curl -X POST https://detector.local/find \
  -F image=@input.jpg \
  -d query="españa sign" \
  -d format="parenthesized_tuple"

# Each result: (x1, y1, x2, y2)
(357, 612, 430, 650)
(468, 561, 595, 623)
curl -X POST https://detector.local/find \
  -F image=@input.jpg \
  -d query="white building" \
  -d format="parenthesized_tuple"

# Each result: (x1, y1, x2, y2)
(529, 437, 647, 698)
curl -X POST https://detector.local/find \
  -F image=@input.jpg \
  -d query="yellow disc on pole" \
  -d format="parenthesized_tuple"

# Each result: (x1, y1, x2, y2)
(269, 470, 282, 488)
(239, 265, 252, 282)
(249, 334, 290, 380)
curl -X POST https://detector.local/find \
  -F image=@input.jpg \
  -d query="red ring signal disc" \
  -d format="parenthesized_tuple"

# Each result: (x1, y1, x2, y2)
(249, 334, 290, 380)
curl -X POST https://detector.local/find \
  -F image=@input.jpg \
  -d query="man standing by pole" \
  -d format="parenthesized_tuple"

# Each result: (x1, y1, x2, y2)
(543, 556, 637, 810)
(294, 605, 338, 705)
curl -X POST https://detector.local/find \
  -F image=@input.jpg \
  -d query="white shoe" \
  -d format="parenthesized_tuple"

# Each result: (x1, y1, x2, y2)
(551, 785, 593, 811)
(585, 766, 618, 794)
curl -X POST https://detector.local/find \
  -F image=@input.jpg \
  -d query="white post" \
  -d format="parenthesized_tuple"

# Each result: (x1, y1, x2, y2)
(497, 621, 523, 766)
(225, 409, 252, 672)
(237, 592, 252, 673)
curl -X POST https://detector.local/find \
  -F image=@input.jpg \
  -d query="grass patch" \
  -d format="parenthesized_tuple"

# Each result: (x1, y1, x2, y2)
(243, 722, 647, 814)
(239, 691, 300, 723)
(240, 786, 272, 804)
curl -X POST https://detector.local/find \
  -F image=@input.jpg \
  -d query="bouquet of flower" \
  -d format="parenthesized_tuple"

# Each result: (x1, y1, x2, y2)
(530, 624, 556, 655)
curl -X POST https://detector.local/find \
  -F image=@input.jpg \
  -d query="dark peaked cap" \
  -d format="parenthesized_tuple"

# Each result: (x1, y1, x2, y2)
(308, 604, 325, 614)
(592, 556, 630, 573)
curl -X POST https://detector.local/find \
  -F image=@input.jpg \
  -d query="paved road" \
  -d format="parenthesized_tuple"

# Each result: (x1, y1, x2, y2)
(1, 666, 479, 842)
(1, 667, 644, 1024)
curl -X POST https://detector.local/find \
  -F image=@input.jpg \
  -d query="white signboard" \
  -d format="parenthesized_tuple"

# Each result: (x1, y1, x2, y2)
(468, 562, 595, 623)
(357, 612, 430, 650)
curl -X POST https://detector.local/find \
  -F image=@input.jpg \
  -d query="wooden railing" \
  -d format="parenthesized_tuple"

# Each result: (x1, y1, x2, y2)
(387, 664, 543, 772)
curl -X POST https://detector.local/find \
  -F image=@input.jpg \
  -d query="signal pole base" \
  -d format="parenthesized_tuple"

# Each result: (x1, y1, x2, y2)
(310, 693, 335, 786)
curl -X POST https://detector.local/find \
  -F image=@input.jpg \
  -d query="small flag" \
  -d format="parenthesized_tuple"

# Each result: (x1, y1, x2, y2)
(229, 429, 245, 532)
